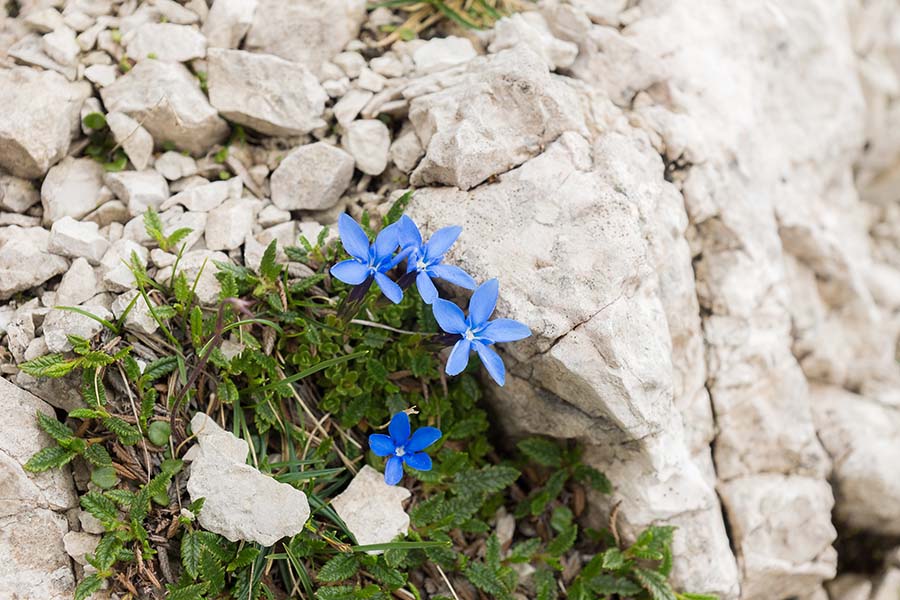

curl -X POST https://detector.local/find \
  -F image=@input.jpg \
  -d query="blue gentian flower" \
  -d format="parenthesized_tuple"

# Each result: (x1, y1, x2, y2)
(331, 214, 407, 303)
(369, 412, 442, 485)
(398, 216, 476, 304)
(432, 279, 531, 386)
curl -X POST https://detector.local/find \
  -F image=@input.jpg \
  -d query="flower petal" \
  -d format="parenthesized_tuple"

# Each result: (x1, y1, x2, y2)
(432, 299, 468, 334)
(406, 427, 442, 452)
(468, 279, 499, 326)
(445, 338, 472, 376)
(338, 213, 370, 261)
(398, 215, 422, 250)
(373, 221, 401, 259)
(416, 271, 439, 304)
(374, 272, 403, 304)
(388, 411, 410, 446)
(330, 259, 370, 285)
(424, 225, 462, 259)
(473, 340, 506, 386)
(384, 455, 404, 485)
(479, 318, 531, 343)
(368, 434, 396, 457)
(403, 451, 432, 472)
(429, 264, 476, 290)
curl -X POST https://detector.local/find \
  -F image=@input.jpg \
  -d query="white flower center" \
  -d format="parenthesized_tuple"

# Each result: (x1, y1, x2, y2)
(464, 329, 475, 341)
(395, 446, 406, 457)
(416, 259, 427, 271)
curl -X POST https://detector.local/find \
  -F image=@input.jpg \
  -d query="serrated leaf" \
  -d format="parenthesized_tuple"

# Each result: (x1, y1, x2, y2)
(535, 569, 558, 600)
(587, 574, 642, 596)
(74, 574, 105, 600)
(36, 412, 75, 443)
(166, 227, 193, 249)
(465, 562, 506, 596)
(199, 547, 226, 596)
(634, 567, 678, 600)
(144, 208, 165, 246)
(181, 531, 202, 580)
(508, 538, 541, 563)
(82, 367, 107, 408)
(142, 355, 178, 382)
(573, 463, 612, 494)
(316, 553, 359, 582)
(454, 465, 520, 496)
(24, 446, 78, 472)
(546, 522, 577, 557)
(517, 437, 564, 468)
(485, 534, 501, 571)
(122, 355, 141, 382)
(173, 272, 192, 304)
(165, 582, 209, 600)
(103, 416, 142, 445)
(80, 492, 119, 528)
(84, 443, 112, 467)
(601, 547, 626, 570)
(367, 561, 406, 588)
(226, 546, 259, 571)
(383, 190, 412, 226)
(314, 586, 356, 600)
(19, 353, 80, 378)
(91, 534, 123, 571)
(259, 239, 281, 281)
(69, 408, 106, 420)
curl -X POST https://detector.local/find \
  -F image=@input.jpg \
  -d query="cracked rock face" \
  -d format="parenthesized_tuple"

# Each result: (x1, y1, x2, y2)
(0, 377, 77, 600)
(186, 413, 310, 546)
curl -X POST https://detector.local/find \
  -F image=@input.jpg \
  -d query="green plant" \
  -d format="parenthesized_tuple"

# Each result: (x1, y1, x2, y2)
(82, 112, 128, 172)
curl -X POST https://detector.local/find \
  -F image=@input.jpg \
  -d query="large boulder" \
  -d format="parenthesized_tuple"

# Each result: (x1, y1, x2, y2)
(0, 67, 90, 178)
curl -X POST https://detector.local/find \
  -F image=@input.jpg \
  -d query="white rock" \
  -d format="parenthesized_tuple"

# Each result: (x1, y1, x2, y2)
(105, 170, 171, 217)
(322, 77, 351, 98)
(826, 575, 872, 600)
(125, 23, 207, 62)
(409, 48, 587, 190)
(872, 570, 900, 600)
(99, 239, 149, 292)
(331, 465, 410, 553)
(63, 531, 100, 566)
(106, 112, 154, 171)
(152, 0, 200, 25)
(101, 60, 229, 155)
(56, 258, 101, 306)
(25, 8, 67, 33)
(333, 51, 365, 78)
(203, 0, 257, 48)
(43, 305, 113, 352)
(0, 227, 69, 301)
(0, 67, 91, 178)
(389, 126, 424, 173)
(412, 36, 477, 74)
(162, 177, 242, 212)
(156, 250, 228, 304)
(83, 63, 117, 87)
(244, 0, 366, 76)
(257, 204, 291, 227)
(342, 119, 390, 176)
(370, 54, 405, 78)
(155, 151, 198, 181)
(0, 176, 40, 213)
(489, 13, 578, 70)
(356, 67, 386, 93)
(205, 198, 254, 250)
(207, 48, 327, 137)
(48, 216, 109, 265)
(186, 413, 310, 545)
(270, 142, 355, 211)
(111, 289, 159, 335)
(42, 26, 80, 67)
(333, 89, 374, 128)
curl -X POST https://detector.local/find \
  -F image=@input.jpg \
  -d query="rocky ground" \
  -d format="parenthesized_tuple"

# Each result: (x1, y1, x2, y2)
(1, 0, 900, 599)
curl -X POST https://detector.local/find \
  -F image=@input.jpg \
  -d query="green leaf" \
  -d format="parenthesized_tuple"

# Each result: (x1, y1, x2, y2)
(18, 353, 80, 377)
(80, 492, 119, 528)
(227, 546, 260, 571)
(601, 547, 626, 570)
(24, 446, 78, 472)
(259, 239, 281, 281)
(316, 553, 359, 582)
(507, 538, 541, 563)
(36, 412, 75, 444)
(84, 444, 113, 467)
(573, 463, 612, 494)
(587, 574, 642, 596)
(143, 207, 165, 246)
(82, 367, 108, 408)
(517, 437, 564, 468)
(91, 534, 123, 571)
(546, 522, 577, 557)
(74, 574, 105, 600)
(465, 562, 506, 596)
(198, 547, 226, 596)
(148, 421, 171, 446)
(181, 531, 203, 579)
(454, 465, 520, 496)
(165, 582, 209, 600)
(82, 112, 107, 130)
(366, 561, 406, 589)
(91, 466, 119, 489)
(535, 569, 558, 600)
(485, 534, 501, 570)
(676, 593, 720, 600)
(103, 416, 142, 445)
(69, 408, 106, 420)
(142, 355, 178, 382)
(166, 227, 193, 249)
(382, 190, 412, 226)
(634, 567, 678, 600)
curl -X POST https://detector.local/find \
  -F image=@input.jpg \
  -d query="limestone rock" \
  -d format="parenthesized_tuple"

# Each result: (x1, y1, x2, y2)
(0, 507, 74, 600)
(342, 119, 390, 176)
(0, 67, 88, 178)
(186, 413, 310, 545)
(331, 465, 410, 553)
(412, 36, 477, 74)
(55, 258, 100, 306)
(203, 0, 257, 48)
(162, 177, 242, 212)
(83, 63, 116, 87)
(40, 157, 106, 224)
(333, 89, 373, 128)
(155, 151, 198, 181)
(63, 531, 100, 566)
(43, 305, 112, 352)
(156, 250, 227, 304)
(105, 170, 170, 217)
(0, 227, 69, 301)
(106, 112, 154, 171)
(125, 22, 207, 62)
(207, 48, 327, 136)
(48, 216, 109, 265)
(389, 126, 424, 174)
(205, 198, 254, 250)
(244, 0, 366, 76)
(489, 14, 578, 70)
(99, 239, 149, 292)
(100, 60, 229, 155)
(110, 289, 159, 335)
(409, 48, 588, 190)
(270, 142, 354, 211)
(0, 175, 40, 213)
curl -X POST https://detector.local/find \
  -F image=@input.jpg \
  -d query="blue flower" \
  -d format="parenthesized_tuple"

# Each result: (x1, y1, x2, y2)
(330, 213, 407, 303)
(398, 216, 476, 304)
(369, 412, 442, 485)
(432, 279, 531, 386)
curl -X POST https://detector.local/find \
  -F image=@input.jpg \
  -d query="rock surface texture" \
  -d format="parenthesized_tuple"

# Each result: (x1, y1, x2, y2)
(0, 0, 899, 598)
